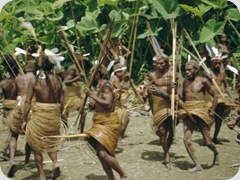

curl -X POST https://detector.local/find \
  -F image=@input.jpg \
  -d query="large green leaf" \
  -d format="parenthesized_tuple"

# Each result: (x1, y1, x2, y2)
(46, 11, 64, 21)
(15, 6, 42, 15)
(137, 27, 163, 39)
(226, 8, 240, 22)
(53, 0, 71, 9)
(98, 0, 119, 6)
(76, 15, 99, 36)
(152, 0, 182, 20)
(201, 0, 227, 9)
(39, 2, 54, 16)
(179, 4, 211, 17)
(199, 19, 225, 43)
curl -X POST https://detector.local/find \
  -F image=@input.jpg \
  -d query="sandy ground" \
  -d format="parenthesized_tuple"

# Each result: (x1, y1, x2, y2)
(0, 108, 240, 180)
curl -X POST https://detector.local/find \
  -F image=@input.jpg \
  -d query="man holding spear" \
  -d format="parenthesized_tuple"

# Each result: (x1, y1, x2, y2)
(204, 45, 233, 144)
(179, 60, 219, 172)
(84, 80, 129, 180)
(144, 52, 176, 167)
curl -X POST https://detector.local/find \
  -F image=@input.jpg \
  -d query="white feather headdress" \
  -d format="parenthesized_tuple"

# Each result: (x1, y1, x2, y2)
(205, 43, 228, 60)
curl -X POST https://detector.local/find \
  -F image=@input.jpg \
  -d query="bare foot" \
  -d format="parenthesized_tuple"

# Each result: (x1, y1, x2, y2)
(163, 162, 171, 170)
(212, 138, 222, 145)
(188, 166, 203, 172)
(7, 162, 16, 177)
(213, 153, 219, 166)
(52, 166, 60, 180)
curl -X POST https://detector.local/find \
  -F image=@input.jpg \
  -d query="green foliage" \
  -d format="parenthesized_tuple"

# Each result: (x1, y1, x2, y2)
(0, 0, 239, 84)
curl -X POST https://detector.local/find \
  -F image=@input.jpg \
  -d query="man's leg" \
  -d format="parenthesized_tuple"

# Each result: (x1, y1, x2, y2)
(34, 151, 46, 180)
(7, 131, 18, 177)
(157, 125, 170, 164)
(48, 151, 60, 179)
(212, 105, 225, 144)
(198, 120, 219, 166)
(120, 116, 130, 139)
(96, 142, 128, 180)
(0, 131, 11, 161)
(24, 142, 32, 169)
(183, 118, 203, 172)
(212, 117, 222, 144)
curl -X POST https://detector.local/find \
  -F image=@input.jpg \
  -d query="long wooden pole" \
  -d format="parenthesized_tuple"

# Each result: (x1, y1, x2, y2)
(75, 21, 115, 132)
(183, 29, 225, 100)
(170, 19, 177, 136)
(69, 0, 85, 74)
(129, 0, 139, 77)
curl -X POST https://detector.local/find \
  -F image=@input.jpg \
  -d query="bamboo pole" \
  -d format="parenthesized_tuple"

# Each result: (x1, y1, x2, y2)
(129, 0, 139, 77)
(170, 19, 177, 136)
(128, 0, 139, 51)
(41, 133, 89, 139)
(69, 0, 85, 74)
(183, 29, 225, 100)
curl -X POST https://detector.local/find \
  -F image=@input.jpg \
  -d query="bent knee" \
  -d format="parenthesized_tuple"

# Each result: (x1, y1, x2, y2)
(97, 151, 109, 160)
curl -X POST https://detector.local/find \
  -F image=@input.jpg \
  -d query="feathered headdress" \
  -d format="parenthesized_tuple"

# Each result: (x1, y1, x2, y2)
(44, 48, 65, 69)
(205, 43, 228, 60)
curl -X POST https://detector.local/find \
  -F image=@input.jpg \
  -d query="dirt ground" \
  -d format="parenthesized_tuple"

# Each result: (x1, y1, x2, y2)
(0, 107, 240, 180)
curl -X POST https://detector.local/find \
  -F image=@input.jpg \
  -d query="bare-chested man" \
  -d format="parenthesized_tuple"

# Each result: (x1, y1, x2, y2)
(112, 38, 131, 62)
(63, 59, 83, 127)
(110, 63, 131, 138)
(0, 55, 19, 162)
(144, 54, 176, 166)
(23, 55, 63, 180)
(216, 33, 229, 67)
(179, 60, 219, 172)
(84, 80, 129, 180)
(4, 59, 37, 176)
(205, 57, 233, 144)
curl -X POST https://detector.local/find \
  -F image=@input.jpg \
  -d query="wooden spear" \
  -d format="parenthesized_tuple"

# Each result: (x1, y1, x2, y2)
(183, 29, 225, 100)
